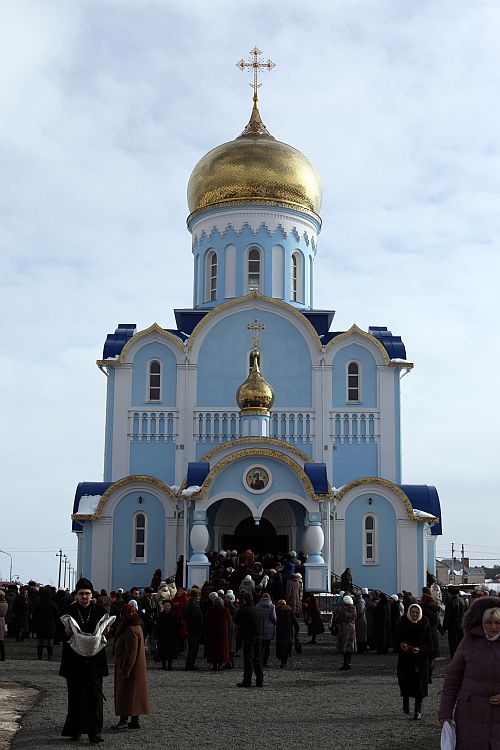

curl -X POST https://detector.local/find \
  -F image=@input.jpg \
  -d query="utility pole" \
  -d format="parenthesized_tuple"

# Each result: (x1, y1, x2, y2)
(461, 544, 465, 585)
(63, 555, 68, 588)
(56, 549, 63, 588)
(451, 542, 454, 586)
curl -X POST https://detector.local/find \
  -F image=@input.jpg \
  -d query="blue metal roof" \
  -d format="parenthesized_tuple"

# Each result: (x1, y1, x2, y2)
(102, 323, 187, 359)
(322, 325, 407, 359)
(72, 482, 112, 532)
(186, 462, 210, 489)
(399, 484, 442, 535)
(304, 463, 329, 495)
(301, 310, 335, 337)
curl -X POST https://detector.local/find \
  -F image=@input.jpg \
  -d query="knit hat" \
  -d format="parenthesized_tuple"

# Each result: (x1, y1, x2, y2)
(343, 595, 354, 605)
(361, 587, 369, 594)
(208, 591, 219, 601)
(218, 589, 225, 596)
(390, 594, 399, 601)
(224, 592, 235, 601)
(244, 574, 252, 581)
(75, 577, 93, 592)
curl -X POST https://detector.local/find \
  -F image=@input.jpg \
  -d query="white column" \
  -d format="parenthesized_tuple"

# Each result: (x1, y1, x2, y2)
(111, 364, 132, 480)
(378, 366, 397, 481)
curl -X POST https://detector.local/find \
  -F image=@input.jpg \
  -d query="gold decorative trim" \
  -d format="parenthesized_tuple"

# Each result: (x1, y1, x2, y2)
(335, 477, 437, 522)
(325, 324, 391, 364)
(72, 475, 177, 520)
(97, 324, 185, 368)
(187, 291, 322, 352)
(199, 437, 313, 463)
(240, 407, 271, 416)
(186, 448, 332, 501)
(187, 199, 321, 226)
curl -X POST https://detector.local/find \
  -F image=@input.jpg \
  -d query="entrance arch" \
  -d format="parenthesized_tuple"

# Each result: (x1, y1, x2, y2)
(222, 516, 288, 554)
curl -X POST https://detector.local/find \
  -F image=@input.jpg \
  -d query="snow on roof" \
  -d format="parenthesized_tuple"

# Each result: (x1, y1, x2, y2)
(78, 494, 102, 514)
(181, 485, 201, 498)
(412, 508, 436, 519)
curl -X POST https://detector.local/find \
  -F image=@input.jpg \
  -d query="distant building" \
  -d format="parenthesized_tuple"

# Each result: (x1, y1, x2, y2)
(437, 558, 485, 586)
(70, 58, 442, 595)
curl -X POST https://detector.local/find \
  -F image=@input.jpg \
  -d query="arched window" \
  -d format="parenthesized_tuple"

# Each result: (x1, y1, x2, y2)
(205, 251, 217, 302)
(291, 251, 304, 303)
(133, 511, 147, 562)
(363, 514, 376, 564)
(347, 361, 360, 402)
(148, 360, 161, 401)
(247, 246, 261, 292)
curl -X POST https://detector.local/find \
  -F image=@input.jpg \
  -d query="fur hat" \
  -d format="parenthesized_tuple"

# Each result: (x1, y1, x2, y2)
(343, 595, 354, 605)
(406, 603, 423, 622)
(75, 577, 93, 592)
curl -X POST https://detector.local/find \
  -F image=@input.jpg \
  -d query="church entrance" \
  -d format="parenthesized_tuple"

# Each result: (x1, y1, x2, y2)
(222, 516, 288, 554)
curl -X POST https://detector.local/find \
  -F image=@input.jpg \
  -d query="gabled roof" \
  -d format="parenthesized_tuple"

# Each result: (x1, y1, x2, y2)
(399, 484, 442, 535)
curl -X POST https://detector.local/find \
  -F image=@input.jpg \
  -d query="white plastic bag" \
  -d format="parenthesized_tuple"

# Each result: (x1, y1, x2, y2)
(440, 720, 456, 750)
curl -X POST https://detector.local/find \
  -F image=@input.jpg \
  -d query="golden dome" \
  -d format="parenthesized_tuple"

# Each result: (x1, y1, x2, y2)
(187, 99, 322, 220)
(236, 349, 274, 414)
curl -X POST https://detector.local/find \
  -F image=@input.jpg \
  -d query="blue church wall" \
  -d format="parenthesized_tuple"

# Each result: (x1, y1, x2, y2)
(193, 218, 316, 309)
(131, 341, 177, 407)
(332, 343, 377, 408)
(129, 441, 176, 484)
(81, 522, 93, 580)
(104, 368, 115, 482)
(344, 493, 397, 593)
(394, 369, 402, 483)
(332, 442, 378, 487)
(111, 491, 166, 590)
(208, 458, 306, 507)
(196, 310, 312, 407)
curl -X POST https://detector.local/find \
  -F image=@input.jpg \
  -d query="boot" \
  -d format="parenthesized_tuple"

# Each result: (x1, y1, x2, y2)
(414, 700, 422, 720)
(403, 697, 410, 715)
(340, 653, 350, 670)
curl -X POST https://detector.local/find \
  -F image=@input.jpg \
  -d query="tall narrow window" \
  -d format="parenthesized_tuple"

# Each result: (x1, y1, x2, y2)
(248, 246, 261, 291)
(148, 360, 161, 401)
(134, 512, 147, 561)
(291, 254, 298, 301)
(364, 514, 376, 564)
(347, 361, 360, 402)
(205, 251, 217, 301)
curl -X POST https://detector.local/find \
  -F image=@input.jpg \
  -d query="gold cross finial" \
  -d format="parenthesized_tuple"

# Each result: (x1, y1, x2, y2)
(247, 317, 266, 350)
(236, 47, 275, 103)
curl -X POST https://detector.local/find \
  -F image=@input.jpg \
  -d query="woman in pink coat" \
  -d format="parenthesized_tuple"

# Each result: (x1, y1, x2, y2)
(438, 595, 500, 749)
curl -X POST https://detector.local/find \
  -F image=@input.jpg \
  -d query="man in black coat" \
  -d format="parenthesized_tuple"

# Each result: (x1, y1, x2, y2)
(233, 592, 264, 687)
(184, 587, 203, 671)
(59, 578, 110, 744)
(442, 586, 465, 657)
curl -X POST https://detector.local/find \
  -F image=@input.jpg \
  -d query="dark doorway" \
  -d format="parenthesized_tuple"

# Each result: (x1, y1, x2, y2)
(222, 516, 288, 554)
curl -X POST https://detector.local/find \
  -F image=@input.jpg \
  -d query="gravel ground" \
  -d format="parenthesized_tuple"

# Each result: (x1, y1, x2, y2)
(0, 631, 445, 750)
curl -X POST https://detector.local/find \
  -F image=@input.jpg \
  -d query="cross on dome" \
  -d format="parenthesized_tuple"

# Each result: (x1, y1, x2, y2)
(247, 317, 266, 351)
(236, 47, 275, 102)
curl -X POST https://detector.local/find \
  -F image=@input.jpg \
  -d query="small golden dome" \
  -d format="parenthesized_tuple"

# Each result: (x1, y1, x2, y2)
(236, 349, 274, 414)
(187, 99, 322, 220)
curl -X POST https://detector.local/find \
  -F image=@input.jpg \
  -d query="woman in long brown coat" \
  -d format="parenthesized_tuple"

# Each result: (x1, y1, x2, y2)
(113, 604, 149, 731)
(204, 597, 231, 671)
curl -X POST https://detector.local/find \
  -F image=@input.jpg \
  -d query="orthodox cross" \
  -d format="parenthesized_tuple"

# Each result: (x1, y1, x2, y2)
(247, 317, 266, 350)
(236, 47, 275, 101)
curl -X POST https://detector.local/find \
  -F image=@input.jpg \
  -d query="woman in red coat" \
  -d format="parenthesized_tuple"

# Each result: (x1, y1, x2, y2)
(204, 597, 231, 671)
(438, 596, 500, 749)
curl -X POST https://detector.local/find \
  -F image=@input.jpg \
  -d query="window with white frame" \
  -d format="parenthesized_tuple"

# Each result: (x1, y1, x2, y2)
(363, 514, 376, 564)
(148, 360, 161, 401)
(205, 251, 217, 301)
(347, 361, 360, 402)
(247, 246, 262, 291)
(133, 512, 147, 562)
(291, 251, 304, 303)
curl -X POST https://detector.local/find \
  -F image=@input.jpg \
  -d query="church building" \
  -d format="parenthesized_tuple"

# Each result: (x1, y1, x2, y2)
(71, 50, 442, 595)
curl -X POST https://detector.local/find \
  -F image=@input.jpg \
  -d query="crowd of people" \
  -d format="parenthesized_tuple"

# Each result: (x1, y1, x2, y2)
(1, 553, 500, 747)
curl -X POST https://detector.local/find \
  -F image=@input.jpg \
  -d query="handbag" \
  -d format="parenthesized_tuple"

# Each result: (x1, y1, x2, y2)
(294, 636, 302, 654)
(440, 720, 456, 750)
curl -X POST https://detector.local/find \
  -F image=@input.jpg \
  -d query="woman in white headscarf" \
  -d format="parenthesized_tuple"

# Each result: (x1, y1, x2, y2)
(395, 603, 433, 720)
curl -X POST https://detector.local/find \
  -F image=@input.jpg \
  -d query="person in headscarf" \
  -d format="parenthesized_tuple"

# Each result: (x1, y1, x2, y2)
(113, 603, 150, 731)
(438, 596, 500, 748)
(336, 595, 357, 670)
(59, 577, 112, 743)
(396, 603, 432, 720)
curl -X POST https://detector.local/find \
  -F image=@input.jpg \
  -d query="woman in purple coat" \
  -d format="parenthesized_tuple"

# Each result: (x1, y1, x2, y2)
(438, 595, 500, 749)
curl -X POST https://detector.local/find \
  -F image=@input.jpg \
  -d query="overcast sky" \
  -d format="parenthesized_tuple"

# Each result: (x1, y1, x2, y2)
(1, 0, 499, 585)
